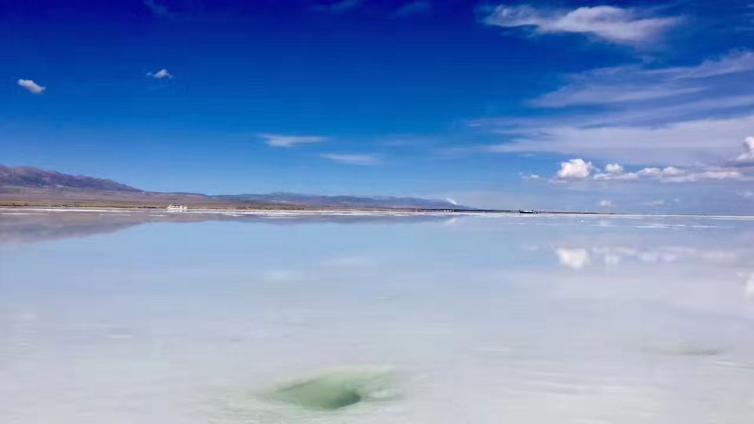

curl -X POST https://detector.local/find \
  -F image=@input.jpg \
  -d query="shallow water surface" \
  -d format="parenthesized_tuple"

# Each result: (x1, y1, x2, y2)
(1, 212, 754, 423)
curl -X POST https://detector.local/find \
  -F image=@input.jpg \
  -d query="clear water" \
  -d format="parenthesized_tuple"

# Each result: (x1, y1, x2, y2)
(2, 211, 754, 423)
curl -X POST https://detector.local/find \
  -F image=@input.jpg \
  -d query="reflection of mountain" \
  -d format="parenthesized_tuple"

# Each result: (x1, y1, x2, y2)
(0, 214, 142, 245)
(0, 211, 449, 245)
(218, 193, 459, 209)
(0, 165, 466, 210)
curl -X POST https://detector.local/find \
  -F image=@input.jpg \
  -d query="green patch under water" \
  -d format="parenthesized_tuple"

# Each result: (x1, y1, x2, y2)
(266, 368, 397, 411)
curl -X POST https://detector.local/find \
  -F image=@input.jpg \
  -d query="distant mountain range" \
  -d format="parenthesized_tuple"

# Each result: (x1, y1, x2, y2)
(0, 165, 467, 210)
(0, 166, 141, 192)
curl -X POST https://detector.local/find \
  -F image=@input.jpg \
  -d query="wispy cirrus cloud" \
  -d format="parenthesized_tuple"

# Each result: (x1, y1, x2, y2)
(321, 153, 381, 166)
(17, 79, 46, 94)
(258, 133, 328, 148)
(489, 115, 754, 166)
(483, 4, 681, 46)
(474, 51, 754, 167)
(531, 50, 754, 108)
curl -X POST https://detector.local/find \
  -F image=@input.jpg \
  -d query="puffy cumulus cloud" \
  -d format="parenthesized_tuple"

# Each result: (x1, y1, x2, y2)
(736, 136, 754, 163)
(560, 161, 746, 183)
(637, 166, 684, 178)
(556, 248, 590, 270)
(258, 133, 327, 148)
(483, 4, 680, 46)
(593, 162, 639, 180)
(147, 68, 173, 79)
(604, 163, 624, 174)
(556, 158, 594, 180)
(17, 79, 46, 94)
(659, 166, 684, 176)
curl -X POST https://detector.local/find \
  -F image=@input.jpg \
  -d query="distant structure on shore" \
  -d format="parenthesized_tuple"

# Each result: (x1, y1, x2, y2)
(166, 204, 188, 212)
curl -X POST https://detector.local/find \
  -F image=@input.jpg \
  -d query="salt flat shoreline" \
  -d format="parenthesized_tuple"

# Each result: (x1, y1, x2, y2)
(0, 205, 501, 218)
(2, 206, 754, 220)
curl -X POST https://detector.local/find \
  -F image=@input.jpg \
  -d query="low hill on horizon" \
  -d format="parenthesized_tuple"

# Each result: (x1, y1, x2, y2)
(0, 165, 467, 210)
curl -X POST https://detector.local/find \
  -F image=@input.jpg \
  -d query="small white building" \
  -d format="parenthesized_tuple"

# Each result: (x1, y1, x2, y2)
(166, 204, 188, 212)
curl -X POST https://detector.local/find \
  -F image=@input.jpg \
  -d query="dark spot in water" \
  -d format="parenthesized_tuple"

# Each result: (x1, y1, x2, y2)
(274, 380, 362, 410)
(266, 369, 396, 411)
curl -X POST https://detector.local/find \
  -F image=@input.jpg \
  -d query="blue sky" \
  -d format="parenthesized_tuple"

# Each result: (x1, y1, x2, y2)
(2, 0, 754, 213)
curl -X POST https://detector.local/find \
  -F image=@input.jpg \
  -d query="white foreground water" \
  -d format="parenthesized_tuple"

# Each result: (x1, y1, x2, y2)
(1, 211, 753, 423)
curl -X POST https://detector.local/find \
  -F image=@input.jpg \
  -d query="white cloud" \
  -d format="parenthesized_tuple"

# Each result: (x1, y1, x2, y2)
(659, 166, 684, 176)
(593, 162, 637, 180)
(556, 248, 590, 270)
(520, 172, 541, 180)
(17, 79, 46, 94)
(490, 114, 754, 166)
(736, 136, 754, 163)
(476, 51, 754, 168)
(647, 199, 666, 207)
(599, 199, 613, 208)
(556, 158, 594, 180)
(604, 163, 624, 174)
(637, 167, 661, 177)
(555, 161, 746, 184)
(745, 273, 754, 300)
(148, 68, 173, 79)
(484, 4, 680, 46)
(662, 169, 743, 183)
(321, 153, 381, 166)
(637, 166, 684, 178)
(531, 51, 754, 108)
(594, 170, 639, 181)
(258, 133, 327, 148)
